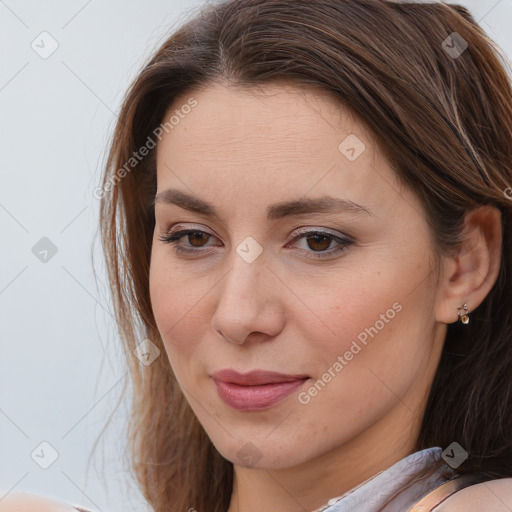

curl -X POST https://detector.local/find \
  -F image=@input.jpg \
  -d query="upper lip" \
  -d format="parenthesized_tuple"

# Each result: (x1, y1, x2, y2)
(211, 369, 309, 386)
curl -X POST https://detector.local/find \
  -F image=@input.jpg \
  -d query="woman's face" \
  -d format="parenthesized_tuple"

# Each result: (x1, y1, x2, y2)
(149, 81, 447, 470)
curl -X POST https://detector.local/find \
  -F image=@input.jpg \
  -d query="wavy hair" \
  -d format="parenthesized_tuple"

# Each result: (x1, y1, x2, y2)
(97, 1, 512, 510)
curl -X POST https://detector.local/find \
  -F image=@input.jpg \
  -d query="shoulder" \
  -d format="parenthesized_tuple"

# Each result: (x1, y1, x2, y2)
(0, 493, 78, 512)
(435, 478, 512, 511)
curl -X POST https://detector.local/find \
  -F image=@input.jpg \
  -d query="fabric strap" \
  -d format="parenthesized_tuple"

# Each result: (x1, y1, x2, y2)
(408, 472, 496, 511)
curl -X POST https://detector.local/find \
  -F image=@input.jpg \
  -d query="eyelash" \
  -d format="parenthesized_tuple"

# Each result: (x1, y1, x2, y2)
(157, 227, 354, 259)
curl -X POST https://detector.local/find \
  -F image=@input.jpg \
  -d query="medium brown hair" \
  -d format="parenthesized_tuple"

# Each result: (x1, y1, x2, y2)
(97, 1, 512, 510)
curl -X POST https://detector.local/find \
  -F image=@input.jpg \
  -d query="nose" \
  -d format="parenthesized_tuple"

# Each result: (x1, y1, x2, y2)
(210, 251, 285, 345)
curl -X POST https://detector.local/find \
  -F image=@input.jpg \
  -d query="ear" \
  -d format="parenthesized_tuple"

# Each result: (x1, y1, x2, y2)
(435, 206, 502, 324)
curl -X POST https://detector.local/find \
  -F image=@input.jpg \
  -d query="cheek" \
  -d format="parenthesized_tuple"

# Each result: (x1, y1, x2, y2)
(149, 246, 212, 360)
(290, 278, 417, 437)
(296, 270, 398, 351)
(299, 261, 429, 383)
(289, 246, 436, 452)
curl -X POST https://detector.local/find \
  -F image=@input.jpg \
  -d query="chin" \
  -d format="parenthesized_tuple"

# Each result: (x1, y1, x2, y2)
(209, 431, 312, 470)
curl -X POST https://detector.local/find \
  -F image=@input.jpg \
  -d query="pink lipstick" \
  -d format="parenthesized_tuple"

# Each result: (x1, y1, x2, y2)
(211, 369, 309, 411)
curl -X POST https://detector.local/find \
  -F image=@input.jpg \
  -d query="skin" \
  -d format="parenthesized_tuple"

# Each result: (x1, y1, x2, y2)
(437, 479, 512, 510)
(149, 81, 502, 512)
(0, 493, 77, 512)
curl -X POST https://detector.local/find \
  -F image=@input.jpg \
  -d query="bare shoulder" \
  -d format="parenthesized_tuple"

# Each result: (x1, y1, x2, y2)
(435, 478, 512, 511)
(0, 493, 78, 512)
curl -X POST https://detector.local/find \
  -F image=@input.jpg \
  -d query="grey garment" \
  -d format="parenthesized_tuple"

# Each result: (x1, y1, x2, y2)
(316, 447, 456, 512)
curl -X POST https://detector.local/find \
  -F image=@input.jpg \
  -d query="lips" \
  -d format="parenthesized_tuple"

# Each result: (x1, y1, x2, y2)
(211, 369, 310, 410)
(211, 369, 310, 385)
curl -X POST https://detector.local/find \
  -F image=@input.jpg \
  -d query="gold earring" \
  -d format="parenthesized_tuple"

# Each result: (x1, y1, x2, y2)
(457, 303, 470, 324)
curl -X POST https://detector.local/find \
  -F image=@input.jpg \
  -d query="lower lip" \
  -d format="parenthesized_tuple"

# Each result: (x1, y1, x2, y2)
(213, 378, 309, 411)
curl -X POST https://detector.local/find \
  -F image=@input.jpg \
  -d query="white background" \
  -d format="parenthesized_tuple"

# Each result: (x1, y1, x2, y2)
(1, 1, 511, 511)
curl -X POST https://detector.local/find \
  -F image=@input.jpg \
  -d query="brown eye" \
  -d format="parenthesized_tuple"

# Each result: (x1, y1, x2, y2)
(304, 233, 333, 252)
(187, 231, 211, 247)
(288, 228, 355, 259)
(158, 229, 218, 254)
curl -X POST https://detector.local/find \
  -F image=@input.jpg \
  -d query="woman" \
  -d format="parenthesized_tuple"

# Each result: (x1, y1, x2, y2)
(4, 0, 512, 510)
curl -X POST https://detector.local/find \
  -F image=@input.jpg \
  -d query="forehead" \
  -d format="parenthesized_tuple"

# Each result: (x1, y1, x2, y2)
(154, 81, 402, 217)
(157, 81, 367, 162)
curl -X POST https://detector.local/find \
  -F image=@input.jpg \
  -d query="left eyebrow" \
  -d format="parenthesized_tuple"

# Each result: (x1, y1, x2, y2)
(152, 188, 374, 220)
(266, 195, 374, 220)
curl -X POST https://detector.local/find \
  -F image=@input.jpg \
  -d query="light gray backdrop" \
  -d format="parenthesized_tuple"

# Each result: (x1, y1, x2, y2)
(1, 1, 511, 511)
